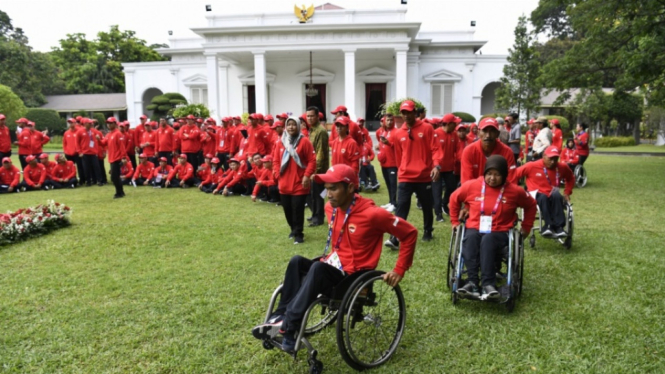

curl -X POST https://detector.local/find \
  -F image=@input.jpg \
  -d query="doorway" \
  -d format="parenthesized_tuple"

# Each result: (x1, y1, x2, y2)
(305, 84, 327, 123)
(365, 83, 386, 130)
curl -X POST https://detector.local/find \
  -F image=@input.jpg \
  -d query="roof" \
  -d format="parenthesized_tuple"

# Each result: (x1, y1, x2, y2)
(40, 94, 127, 112)
(540, 88, 614, 107)
(315, 3, 344, 10)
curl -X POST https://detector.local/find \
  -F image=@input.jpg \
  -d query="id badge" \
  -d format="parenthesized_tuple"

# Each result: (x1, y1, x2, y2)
(89, 140, 95, 148)
(324, 251, 345, 274)
(219, 140, 224, 147)
(238, 149, 244, 156)
(155, 174, 162, 183)
(479, 215, 492, 234)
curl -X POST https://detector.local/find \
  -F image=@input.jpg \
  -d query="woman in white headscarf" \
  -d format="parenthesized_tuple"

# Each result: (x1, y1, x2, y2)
(271, 117, 317, 244)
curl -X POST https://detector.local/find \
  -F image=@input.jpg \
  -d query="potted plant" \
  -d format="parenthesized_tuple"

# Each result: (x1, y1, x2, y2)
(380, 97, 426, 127)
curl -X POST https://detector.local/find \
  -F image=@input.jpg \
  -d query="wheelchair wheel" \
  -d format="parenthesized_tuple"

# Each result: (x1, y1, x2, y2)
(564, 205, 574, 249)
(447, 227, 461, 290)
(336, 270, 406, 371)
(529, 235, 536, 249)
(304, 297, 338, 336)
(574, 165, 587, 188)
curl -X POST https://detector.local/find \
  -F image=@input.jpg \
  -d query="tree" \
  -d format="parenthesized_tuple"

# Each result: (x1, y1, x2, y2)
(495, 15, 542, 119)
(0, 84, 27, 130)
(146, 93, 187, 120)
(51, 25, 169, 94)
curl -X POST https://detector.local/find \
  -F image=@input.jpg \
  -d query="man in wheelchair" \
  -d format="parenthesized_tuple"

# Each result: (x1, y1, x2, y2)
(513, 146, 574, 238)
(450, 155, 536, 299)
(251, 164, 417, 352)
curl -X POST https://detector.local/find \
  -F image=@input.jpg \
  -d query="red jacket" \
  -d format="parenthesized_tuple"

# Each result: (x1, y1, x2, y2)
(252, 167, 276, 196)
(561, 148, 579, 165)
(200, 167, 223, 186)
(120, 162, 134, 179)
(512, 159, 575, 196)
(216, 126, 234, 154)
(246, 125, 271, 156)
(552, 128, 563, 150)
(18, 129, 32, 155)
(123, 129, 136, 155)
(133, 161, 155, 180)
(62, 129, 79, 156)
(196, 163, 212, 181)
(0, 125, 10, 153)
(271, 136, 316, 195)
(179, 125, 201, 153)
(151, 165, 173, 180)
(23, 163, 46, 186)
(140, 131, 157, 157)
(454, 136, 472, 175)
(574, 131, 590, 156)
(450, 177, 537, 233)
(52, 161, 77, 181)
(525, 129, 537, 150)
(361, 143, 375, 166)
(376, 126, 397, 168)
(323, 195, 417, 277)
(216, 168, 247, 191)
(133, 123, 146, 150)
(76, 128, 101, 156)
(200, 131, 217, 158)
(331, 135, 361, 173)
(434, 127, 459, 172)
(460, 140, 516, 184)
(42, 160, 57, 180)
(167, 162, 194, 181)
(392, 120, 441, 183)
(103, 129, 127, 163)
(330, 120, 363, 147)
(30, 131, 49, 155)
(156, 126, 175, 152)
(0, 165, 21, 188)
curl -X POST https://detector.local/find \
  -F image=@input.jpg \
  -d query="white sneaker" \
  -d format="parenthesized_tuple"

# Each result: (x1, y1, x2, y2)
(385, 204, 395, 213)
(380, 203, 390, 209)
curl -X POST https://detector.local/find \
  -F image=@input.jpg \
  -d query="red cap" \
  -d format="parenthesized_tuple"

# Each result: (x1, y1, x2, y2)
(26, 155, 36, 162)
(504, 116, 511, 121)
(299, 113, 308, 121)
(233, 116, 241, 120)
(2, 157, 11, 163)
(106, 117, 118, 123)
(271, 121, 284, 129)
(550, 119, 560, 125)
(479, 117, 499, 131)
(186, 115, 195, 120)
(39, 153, 48, 159)
(319, 112, 323, 120)
(456, 124, 468, 131)
(265, 114, 274, 121)
(527, 118, 535, 125)
(441, 113, 456, 123)
(159, 157, 168, 162)
(221, 117, 230, 122)
(544, 146, 561, 158)
(173, 123, 181, 129)
(399, 100, 416, 112)
(196, 118, 203, 124)
(26, 121, 35, 127)
(205, 153, 213, 159)
(260, 155, 273, 163)
(0, 114, 5, 120)
(331, 105, 347, 114)
(139, 153, 148, 158)
(139, 115, 148, 120)
(357, 117, 365, 122)
(211, 157, 220, 164)
(334, 117, 350, 127)
(313, 164, 359, 186)
(250, 113, 264, 120)
(276, 113, 287, 119)
(179, 153, 187, 159)
(431, 118, 442, 126)
(15, 118, 29, 124)
(228, 157, 240, 164)
(206, 125, 215, 131)
(454, 116, 462, 124)
(67, 118, 76, 123)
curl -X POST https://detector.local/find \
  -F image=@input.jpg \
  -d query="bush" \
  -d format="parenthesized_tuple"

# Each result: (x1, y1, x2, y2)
(0, 84, 27, 131)
(452, 112, 476, 123)
(172, 104, 210, 119)
(594, 136, 636, 147)
(92, 112, 106, 128)
(381, 98, 426, 116)
(150, 92, 188, 120)
(545, 115, 570, 132)
(24, 108, 67, 134)
(480, 112, 509, 121)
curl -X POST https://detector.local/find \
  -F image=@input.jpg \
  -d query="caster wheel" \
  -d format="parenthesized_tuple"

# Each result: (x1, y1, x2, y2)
(262, 340, 274, 350)
(529, 235, 535, 249)
(505, 298, 516, 313)
(309, 359, 323, 374)
(451, 291, 459, 305)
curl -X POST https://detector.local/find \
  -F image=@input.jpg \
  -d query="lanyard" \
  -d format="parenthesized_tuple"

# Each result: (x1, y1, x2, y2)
(480, 181, 504, 216)
(323, 196, 355, 256)
(543, 167, 559, 186)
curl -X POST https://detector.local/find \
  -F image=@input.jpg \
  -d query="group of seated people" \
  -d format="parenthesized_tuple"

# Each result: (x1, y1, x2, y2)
(1, 154, 77, 193)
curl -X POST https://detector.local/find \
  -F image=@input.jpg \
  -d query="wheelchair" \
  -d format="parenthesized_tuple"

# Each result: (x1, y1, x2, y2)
(446, 223, 524, 313)
(573, 164, 587, 188)
(259, 269, 406, 373)
(527, 201, 574, 249)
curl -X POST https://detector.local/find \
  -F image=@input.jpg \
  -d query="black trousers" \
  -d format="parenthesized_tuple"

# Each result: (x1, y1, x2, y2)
(396, 181, 434, 233)
(50, 178, 78, 189)
(98, 158, 107, 183)
(110, 160, 124, 196)
(216, 152, 229, 170)
(82, 154, 102, 185)
(0, 151, 11, 162)
(310, 181, 325, 225)
(18, 181, 50, 191)
(462, 228, 509, 286)
(281, 193, 307, 239)
(578, 155, 588, 165)
(201, 183, 217, 193)
(127, 153, 137, 169)
(441, 171, 458, 215)
(381, 167, 398, 206)
(276, 256, 345, 333)
(255, 185, 280, 201)
(360, 164, 378, 185)
(167, 177, 195, 188)
(185, 152, 199, 171)
(157, 151, 172, 166)
(0, 185, 19, 193)
(536, 191, 566, 230)
(134, 177, 149, 186)
(65, 154, 85, 183)
(19, 154, 29, 169)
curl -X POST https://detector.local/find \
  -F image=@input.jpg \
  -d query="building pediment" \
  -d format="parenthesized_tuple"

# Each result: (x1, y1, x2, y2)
(356, 67, 395, 83)
(238, 71, 276, 84)
(295, 68, 335, 83)
(423, 69, 463, 82)
(182, 74, 208, 86)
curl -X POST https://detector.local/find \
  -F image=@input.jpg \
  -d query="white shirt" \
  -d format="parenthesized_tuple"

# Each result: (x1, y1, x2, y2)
(533, 127, 552, 154)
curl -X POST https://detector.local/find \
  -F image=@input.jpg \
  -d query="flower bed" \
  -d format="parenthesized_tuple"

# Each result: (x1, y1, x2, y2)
(0, 200, 72, 246)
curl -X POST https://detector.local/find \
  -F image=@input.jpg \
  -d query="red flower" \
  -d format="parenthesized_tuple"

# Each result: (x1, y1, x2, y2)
(64, 207, 70, 211)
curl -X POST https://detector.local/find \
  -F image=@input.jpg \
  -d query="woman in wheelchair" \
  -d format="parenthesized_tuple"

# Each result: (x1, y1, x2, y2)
(561, 139, 579, 170)
(512, 145, 574, 238)
(450, 155, 536, 299)
(251, 164, 417, 352)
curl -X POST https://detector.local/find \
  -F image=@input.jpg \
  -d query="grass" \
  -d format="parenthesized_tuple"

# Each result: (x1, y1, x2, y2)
(1, 155, 664, 373)
(594, 144, 665, 153)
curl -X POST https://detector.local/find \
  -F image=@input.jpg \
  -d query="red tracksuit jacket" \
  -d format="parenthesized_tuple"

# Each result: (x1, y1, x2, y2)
(151, 165, 173, 180)
(200, 167, 223, 186)
(215, 168, 247, 191)
(246, 125, 271, 156)
(0, 165, 21, 188)
(561, 148, 579, 165)
(76, 128, 101, 155)
(23, 164, 46, 186)
(450, 177, 537, 234)
(30, 131, 50, 155)
(133, 161, 155, 180)
(460, 140, 516, 184)
(18, 129, 32, 155)
(140, 131, 157, 157)
(167, 162, 194, 181)
(252, 167, 276, 196)
(200, 131, 217, 157)
(0, 126, 10, 153)
(512, 159, 575, 197)
(42, 161, 57, 180)
(331, 135, 361, 173)
(62, 129, 79, 156)
(574, 131, 589, 156)
(376, 126, 397, 168)
(271, 137, 316, 196)
(156, 126, 175, 152)
(103, 129, 127, 163)
(179, 125, 201, 153)
(434, 127, 459, 172)
(391, 120, 441, 183)
(53, 161, 77, 181)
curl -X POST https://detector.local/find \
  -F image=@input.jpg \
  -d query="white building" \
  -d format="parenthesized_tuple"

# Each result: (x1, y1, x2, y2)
(122, 4, 506, 129)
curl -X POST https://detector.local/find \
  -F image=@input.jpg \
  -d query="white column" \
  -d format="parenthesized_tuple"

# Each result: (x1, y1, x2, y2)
(407, 51, 420, 98)
(253, 51, 267, 114)
(395, 49, 408, 99)
(206, 54, 221, 118)
(343, 48, 356, 118)
(124, 69, 136, 124)
(219, 61, 230, 116)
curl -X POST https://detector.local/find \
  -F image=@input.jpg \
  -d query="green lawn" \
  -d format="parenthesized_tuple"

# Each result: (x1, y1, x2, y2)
(594, 144, 665, 153)
(1, 156, 663, 373)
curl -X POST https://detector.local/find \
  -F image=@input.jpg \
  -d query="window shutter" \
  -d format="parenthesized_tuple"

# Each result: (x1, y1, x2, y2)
(202, 89, 209, 106)
(443, 84, 453, 114)
(192, 89, 200, 104)
(431, 84, 443, 115)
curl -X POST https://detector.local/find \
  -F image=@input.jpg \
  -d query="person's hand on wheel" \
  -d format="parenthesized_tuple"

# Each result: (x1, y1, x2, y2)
(383, 271, 402, 287)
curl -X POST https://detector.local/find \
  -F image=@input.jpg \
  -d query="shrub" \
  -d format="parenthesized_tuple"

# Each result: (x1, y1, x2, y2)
(381, 98, 426, 116)
(452, 112, 476, 123)
(24, 108, 67, 134)
(480, 113, 509, 121)
(594, 136, 636, 147)
(149, 92, 188, 120)
(242, 113, 250, 125)
(0, 84, 27, 131)
(92, 112, 106, 128)
(172, 104, 210, 119)
(545, 115, 570, 132)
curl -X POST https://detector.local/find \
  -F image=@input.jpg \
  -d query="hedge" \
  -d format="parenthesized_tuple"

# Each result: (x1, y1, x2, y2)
(544, 115, 570, 132)
(381, 98, 426, 116)
(25, 109, 67, 134)
(594, 136, 636, 147)
(480, 113, 510, 121)
(172, 104, 210, 119)
(452, 112, 476, 123)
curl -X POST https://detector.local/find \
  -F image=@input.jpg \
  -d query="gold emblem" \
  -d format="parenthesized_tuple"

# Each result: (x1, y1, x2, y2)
(294, 4, 315, 23)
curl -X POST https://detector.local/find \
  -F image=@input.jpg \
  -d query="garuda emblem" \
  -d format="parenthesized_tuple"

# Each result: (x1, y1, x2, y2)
(294, 4, 315, 23)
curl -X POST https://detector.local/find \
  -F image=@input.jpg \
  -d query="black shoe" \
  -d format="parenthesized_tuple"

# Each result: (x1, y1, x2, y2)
(436, 214, 445, 222)
(308, 221, 322, 227)
(457, 282, 479, 298)
(554, 227, 567, 238)
(541, 226, 554, 238)
(422, 230, 433, 242)
(482, 284, 500, 300)
(251, 320, 283, 340)
(98, 183, 104, 187)
(281, 330, 296, 352)
(294, 236, 304, 244)
(306, 216, 313, 222)
(384, 237, 399, 250)
(288, 232, 294, 239)
(113, 194, 124, 199)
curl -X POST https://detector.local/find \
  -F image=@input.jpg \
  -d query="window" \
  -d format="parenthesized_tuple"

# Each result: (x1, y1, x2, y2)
(431, 84, 453, 116)
(191, 87, 208, 105)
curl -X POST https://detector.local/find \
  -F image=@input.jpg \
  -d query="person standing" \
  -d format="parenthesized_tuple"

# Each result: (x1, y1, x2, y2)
(506, 113, 522, 164)
(179, 115, 202, 170)
(16, 118, 32, 168)
(156, 118, 175, 166)
(460, 117, 516, 184)
(29, 122, 50, 156)
(272, 116, 316, 244)
(385, 100, 441, 249)
(574, 123, 590, 165)
(433, 114, 460, 222)
(133, 114, 148, 155)
(102, 117, 126, 199)
(63, 118, 85, 184)
(140, 121, 158, 165)
(531, 117, 552, 160)
(306, 106, 329, 227)
(550, 119, 563, 150)
(376, 114, 398, 212)
(77, 118, 103, 186)
(0, 114, 11, 161)
(330, 117, 360, 174)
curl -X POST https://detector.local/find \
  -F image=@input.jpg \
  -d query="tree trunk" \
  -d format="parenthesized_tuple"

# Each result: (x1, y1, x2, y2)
(633, 120, 641, 144)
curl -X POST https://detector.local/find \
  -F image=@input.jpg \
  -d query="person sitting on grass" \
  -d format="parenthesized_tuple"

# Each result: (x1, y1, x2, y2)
(450, 155, 536, 300)
(119, 157, 134, 185)
(512, 146, 574, 238)
(51, 154, 78, 189)
(166, 154, 195, 188)
(0, 157, 21, 193)
(39, 153, 58, 188)
(199, 157, 223, 193)
(19, 155, 48, 191)
(251, 164, 418, 352)
(150, 157, 172, 188)
(132, 154, 155, 186)
(213, 158, 247, 196)
(251, 155, 279, 203)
